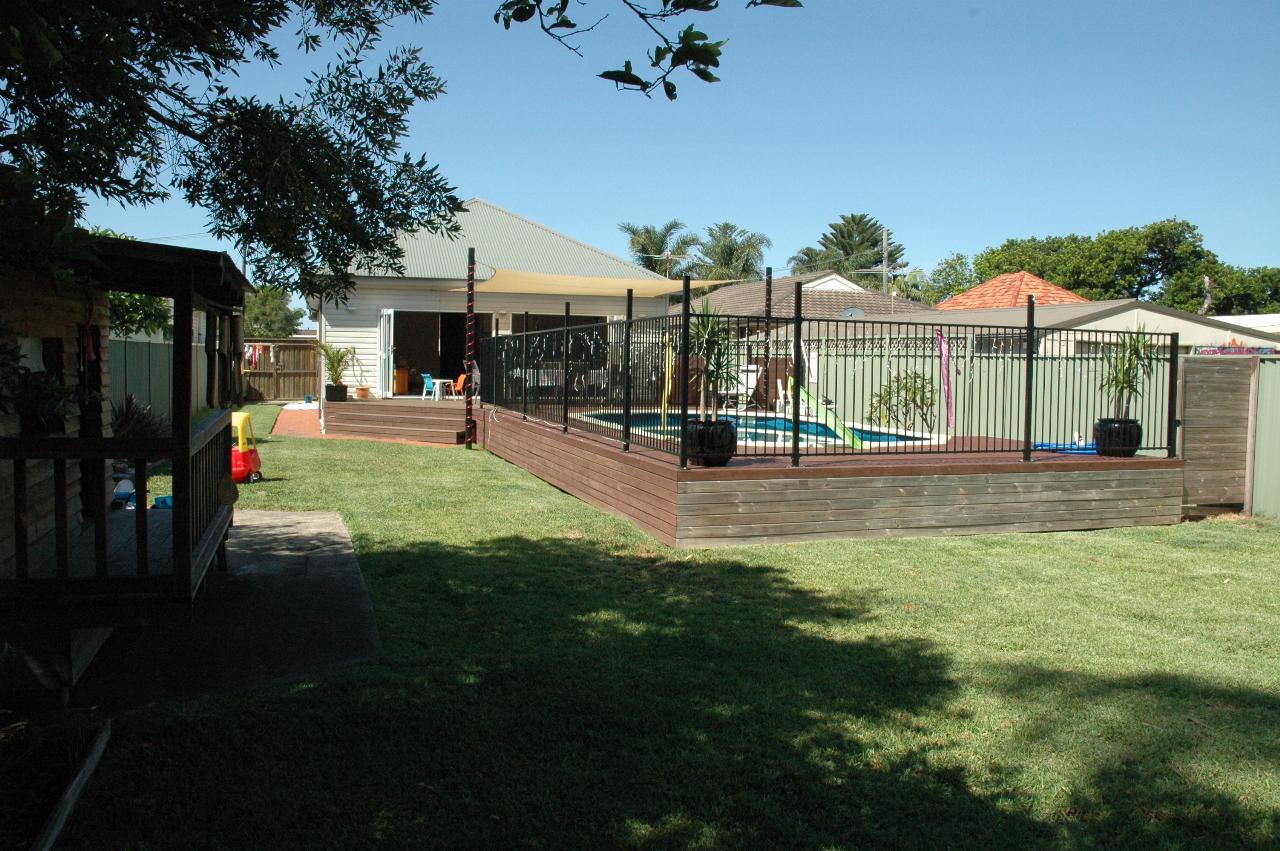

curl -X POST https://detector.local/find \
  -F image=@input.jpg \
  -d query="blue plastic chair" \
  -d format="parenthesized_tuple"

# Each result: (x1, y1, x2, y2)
(420, 373, 434, 400)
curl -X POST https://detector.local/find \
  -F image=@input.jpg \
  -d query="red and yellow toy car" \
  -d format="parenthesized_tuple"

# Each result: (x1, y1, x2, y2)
(230, 411, 263, 483)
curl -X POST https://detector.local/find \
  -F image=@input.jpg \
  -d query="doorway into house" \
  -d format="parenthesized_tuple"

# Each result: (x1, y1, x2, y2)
(381, 310, 492, 397)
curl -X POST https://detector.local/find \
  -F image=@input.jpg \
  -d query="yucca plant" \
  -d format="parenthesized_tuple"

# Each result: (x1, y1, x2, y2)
(688, 302, 736, 420)
(317, 342, 355, 387)
(1099, 329, 1159, 419)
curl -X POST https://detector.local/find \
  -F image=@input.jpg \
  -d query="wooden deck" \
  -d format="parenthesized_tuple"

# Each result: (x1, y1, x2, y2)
(478, 409, 1185, 548)
(324, 399, 466, 444)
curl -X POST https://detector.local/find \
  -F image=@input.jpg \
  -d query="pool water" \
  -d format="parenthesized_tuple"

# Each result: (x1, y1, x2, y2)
(581, 412, 924, 445)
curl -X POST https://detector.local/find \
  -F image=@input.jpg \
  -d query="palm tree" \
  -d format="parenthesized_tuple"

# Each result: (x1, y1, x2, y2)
(690, 222, 771, 282)
(618, 219, 700, 278)
(789, 214, 905, 284)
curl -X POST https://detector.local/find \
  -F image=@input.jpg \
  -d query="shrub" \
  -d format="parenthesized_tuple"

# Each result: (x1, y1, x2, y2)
(867, 371, 937, 433)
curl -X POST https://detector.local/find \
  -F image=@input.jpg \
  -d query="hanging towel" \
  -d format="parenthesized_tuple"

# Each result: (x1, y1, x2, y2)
(934, 327, 955, 430)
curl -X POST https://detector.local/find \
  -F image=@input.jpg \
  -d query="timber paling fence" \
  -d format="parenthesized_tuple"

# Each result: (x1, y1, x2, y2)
(479, 283, 1179, 467)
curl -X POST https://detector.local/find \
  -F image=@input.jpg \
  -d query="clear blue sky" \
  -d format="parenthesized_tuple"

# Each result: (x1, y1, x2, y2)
(86, 0, 1280, 284)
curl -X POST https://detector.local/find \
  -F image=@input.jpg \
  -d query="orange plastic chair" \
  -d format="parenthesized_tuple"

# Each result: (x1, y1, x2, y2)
(454, 373, 467, 395)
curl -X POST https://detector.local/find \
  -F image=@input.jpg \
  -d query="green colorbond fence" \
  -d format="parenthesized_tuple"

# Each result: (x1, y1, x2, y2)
(1252, 359, 1280, 518)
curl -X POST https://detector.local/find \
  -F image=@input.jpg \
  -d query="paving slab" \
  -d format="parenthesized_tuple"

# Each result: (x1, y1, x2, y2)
(74, 510, 380, 709)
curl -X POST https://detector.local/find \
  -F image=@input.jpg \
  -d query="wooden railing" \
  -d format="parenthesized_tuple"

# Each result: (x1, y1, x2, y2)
(184, 410, 234, 598)
(0, 409, 234, 605)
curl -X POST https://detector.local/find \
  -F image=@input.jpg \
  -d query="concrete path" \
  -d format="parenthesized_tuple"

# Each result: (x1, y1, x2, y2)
(273, 406, 322, 437)
(75, 510, 381, 709)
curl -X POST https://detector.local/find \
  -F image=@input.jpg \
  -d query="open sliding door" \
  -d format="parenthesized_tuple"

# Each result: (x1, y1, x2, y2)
(378, 309, 396, 397)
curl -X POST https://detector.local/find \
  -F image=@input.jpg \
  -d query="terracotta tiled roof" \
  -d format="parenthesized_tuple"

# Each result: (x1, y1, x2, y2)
(937, 271, 1088, 311)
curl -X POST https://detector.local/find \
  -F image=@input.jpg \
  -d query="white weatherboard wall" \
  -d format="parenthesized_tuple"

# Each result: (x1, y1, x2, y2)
(321, 277, 669, 390)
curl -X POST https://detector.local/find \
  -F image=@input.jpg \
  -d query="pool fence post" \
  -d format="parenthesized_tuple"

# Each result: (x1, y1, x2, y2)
(623, 288, 633, 451)
(763, 266, 772, 415)
(1167, 332, 1180, 458)
(1022, 293, 1036, 462)
(791, 281, 803, 468)
(521, 311, 529, 420)
(679, 276, 691, 469)
(465, 246, 476, 449)
(562, 301, 571, 433)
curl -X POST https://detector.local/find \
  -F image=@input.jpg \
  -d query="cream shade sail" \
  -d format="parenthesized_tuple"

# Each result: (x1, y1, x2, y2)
(450, 268, 728, 297)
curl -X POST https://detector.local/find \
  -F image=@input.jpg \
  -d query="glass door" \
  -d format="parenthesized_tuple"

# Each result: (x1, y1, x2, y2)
(378, 309, 396, 397)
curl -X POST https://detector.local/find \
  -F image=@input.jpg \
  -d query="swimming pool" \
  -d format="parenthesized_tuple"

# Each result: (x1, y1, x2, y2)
(576, 411, 930, 447)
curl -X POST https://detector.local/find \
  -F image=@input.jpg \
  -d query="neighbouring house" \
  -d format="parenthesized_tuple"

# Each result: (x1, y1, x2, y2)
(1213, 312, 1280, 337)
(1, 236, 249, 692)
(937, 271, 1089, 311)
(314, 199, 682, 400)
(674, 270, 934, 318)
(885, 299, 1280, 353)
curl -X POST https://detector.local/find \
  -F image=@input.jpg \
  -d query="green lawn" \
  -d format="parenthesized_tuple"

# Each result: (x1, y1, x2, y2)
(237, 402, 280, 435)
(65, 437, 1279, 849)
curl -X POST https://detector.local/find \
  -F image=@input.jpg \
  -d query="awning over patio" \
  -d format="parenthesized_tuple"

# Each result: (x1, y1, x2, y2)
(451, 269, 727, 298)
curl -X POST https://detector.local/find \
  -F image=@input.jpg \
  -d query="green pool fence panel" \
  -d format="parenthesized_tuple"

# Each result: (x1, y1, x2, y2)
(1251, 358, 1280, 518)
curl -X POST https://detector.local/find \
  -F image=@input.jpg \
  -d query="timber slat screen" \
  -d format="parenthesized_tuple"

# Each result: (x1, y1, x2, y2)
(480, 298, 1179, 465)
(242, 338, 317, 401)
(1179, 357, 1254, 506)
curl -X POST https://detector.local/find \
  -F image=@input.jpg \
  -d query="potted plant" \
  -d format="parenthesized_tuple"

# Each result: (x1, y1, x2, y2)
(317, 342, 355, 402)
(684, 303, 738, 466)
(1095, 328, 1159, 457)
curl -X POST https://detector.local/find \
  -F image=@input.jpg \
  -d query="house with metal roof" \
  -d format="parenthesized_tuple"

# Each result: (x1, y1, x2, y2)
(316, 199, 683, 397)
(672, 270, 933, 319)
(882, 298, 1280, 353)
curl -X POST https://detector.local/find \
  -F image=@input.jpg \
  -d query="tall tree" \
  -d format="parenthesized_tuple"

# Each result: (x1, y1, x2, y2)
(973, 220, 1210, 302)
(496, 1, 803, 100)
(789, 214, 905, 284)
(244, 287, 307, 337)
(618, 220, 700, 278)
(691, 222, 771, 281)
(923, 252, 980, 305)
(2, 1, 802, 299)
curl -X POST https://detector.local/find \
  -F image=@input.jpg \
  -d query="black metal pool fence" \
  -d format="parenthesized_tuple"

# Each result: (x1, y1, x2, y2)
(478, 282, 1179, 467)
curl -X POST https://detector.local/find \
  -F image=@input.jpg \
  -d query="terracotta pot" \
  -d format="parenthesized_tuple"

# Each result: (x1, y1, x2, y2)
(354, 386, 371, 400)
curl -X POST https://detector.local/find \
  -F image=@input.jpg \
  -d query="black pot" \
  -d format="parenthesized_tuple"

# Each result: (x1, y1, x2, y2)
(685, 418, 737, 467)
(1094, 418, 1142, 457)
(325, 384, 348, 402)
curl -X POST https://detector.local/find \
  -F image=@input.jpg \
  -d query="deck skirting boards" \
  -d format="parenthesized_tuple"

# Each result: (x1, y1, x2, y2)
(479, 412, 1185, 548)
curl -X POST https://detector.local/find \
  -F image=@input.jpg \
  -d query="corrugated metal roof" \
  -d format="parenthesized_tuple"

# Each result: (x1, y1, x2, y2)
(879, 299, 1280, 341)
(366, 199, 665, 281)
(883, 299, 1137, 327)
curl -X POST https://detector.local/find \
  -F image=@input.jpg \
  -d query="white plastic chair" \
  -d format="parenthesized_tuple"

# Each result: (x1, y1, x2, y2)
(734, 365, 762, 410)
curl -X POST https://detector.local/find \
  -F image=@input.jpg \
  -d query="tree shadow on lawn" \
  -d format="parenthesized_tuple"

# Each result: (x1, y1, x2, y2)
(64, 534, 1277, 849)
(67, 534, 1048, 849)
